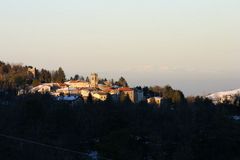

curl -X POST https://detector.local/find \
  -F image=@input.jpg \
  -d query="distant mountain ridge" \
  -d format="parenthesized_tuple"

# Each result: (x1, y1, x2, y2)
(206, 88, 240, 104)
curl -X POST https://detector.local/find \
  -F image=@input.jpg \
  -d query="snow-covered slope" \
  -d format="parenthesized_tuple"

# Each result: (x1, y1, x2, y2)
(206, 88, 240, 103)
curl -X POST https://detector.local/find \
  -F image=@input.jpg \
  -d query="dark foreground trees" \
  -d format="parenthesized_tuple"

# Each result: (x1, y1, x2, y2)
(0, 94, 240, 160)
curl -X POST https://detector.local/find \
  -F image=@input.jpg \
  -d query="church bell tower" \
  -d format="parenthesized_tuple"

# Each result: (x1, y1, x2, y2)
(90, 73, 98, 88)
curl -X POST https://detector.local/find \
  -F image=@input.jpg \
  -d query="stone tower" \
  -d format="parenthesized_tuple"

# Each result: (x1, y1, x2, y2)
(90, 73, 98, 88)
(28, 67, 36, 78)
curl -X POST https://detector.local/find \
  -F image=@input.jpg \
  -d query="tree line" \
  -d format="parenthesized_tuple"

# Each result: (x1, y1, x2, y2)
(0, 92, 240, 160)
(0, 61, 66, 88)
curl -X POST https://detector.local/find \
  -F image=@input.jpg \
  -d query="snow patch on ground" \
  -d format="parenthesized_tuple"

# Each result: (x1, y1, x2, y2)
(88, 151, 98, 160)
(206, 88, 240, 103)
(207, 88, 240, 99)
(56, 96, 79, 101)
(232, 116, 240, 121)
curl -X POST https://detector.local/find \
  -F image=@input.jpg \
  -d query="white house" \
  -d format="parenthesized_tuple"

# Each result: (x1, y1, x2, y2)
(65, 80, 90, 88)
(31, 83, 60, 94)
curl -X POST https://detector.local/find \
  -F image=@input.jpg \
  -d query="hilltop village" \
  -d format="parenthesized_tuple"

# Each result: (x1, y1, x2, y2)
(0, 61, 183, 106)
(29, 73, 146, 104)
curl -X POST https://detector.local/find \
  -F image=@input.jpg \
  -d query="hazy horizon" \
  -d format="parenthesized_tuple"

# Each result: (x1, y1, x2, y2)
(1, 0, 240, 96)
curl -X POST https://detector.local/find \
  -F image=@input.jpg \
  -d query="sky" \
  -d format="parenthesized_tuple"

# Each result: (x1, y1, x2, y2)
(0, 0, 240, 96)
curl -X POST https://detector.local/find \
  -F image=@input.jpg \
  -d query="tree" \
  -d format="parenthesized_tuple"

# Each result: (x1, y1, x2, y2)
(79, 94, 84, 103)
(57, 67, 65, 83)
(39, 69, 52, 83)
(0, 65, 8, 75)
(116, 77, 128, 87)
(149, 85, 163, 97)
(73, 74, 80, 80)
(172, 90, 186, 105)
(105, 93, 113, 105)
(142, 86, 150, 98)
(32, 79, 41, 87)
(119, 92, 132, 104)
(87, 93, 93, 104)
(119, 92, 126, 103)
(135, 86, 142, 90)
(79, 76, 84, 81)
(111, 79, 115, 85)
(52, 67, 66, 83)
(124, 94, 132, 104)
(233, 95, 240, 107)
(14, 75, 25, 87)
(86, 77, 90, 82)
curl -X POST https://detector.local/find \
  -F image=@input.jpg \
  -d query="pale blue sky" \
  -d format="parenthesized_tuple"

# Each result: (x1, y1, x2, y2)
(0, 0, 240, 95)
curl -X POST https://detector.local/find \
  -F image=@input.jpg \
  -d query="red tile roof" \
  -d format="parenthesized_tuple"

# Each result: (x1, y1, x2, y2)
(118, 87, 133, 92)
(58, 83, 68, 87)
(103, 88, 114, 92)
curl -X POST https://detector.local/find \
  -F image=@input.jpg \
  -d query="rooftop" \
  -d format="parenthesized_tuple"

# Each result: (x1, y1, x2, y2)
(118, 87, 133, 92)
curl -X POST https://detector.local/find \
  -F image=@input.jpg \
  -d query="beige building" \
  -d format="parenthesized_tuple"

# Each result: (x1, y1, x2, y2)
(56, 87, 80, 95)
(65, 80, 90, 88)
(80, 88, 93, 97)
(31, 83, 60, 94)
(117, 87, 145, 103)
(64, 73, 99, 89)
(147, 97, 163, 105)
(118, 87, 135, 103)
(92, 91, 108, 101)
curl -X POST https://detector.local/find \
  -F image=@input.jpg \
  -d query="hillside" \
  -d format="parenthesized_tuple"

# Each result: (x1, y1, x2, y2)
(207, 88, 240, 104)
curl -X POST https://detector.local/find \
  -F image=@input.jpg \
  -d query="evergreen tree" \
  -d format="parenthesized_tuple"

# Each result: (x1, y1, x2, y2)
(39, 69, 52, 83)
(73, 74, 80, 80)
(124, 93, 132, 104)
(79, 94, 84, 103)
(119, 92, 132, 104)
(111, 79, 114, 85)
(87, 93, 93, 104)
(105, 93, 113, 105)
(79, 76, 84, 81)
(57, 67, 66, 83)
(86, 76, 90, 82)
(116, 77, 128, 87)
(32, 79, 41, 87)
(52, 67, 66, 83)
(172, 90, 186, 105)
(119, 91, 126, 103)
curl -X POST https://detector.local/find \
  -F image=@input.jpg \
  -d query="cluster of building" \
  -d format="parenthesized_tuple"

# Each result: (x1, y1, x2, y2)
(30, 73, 146, 104)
